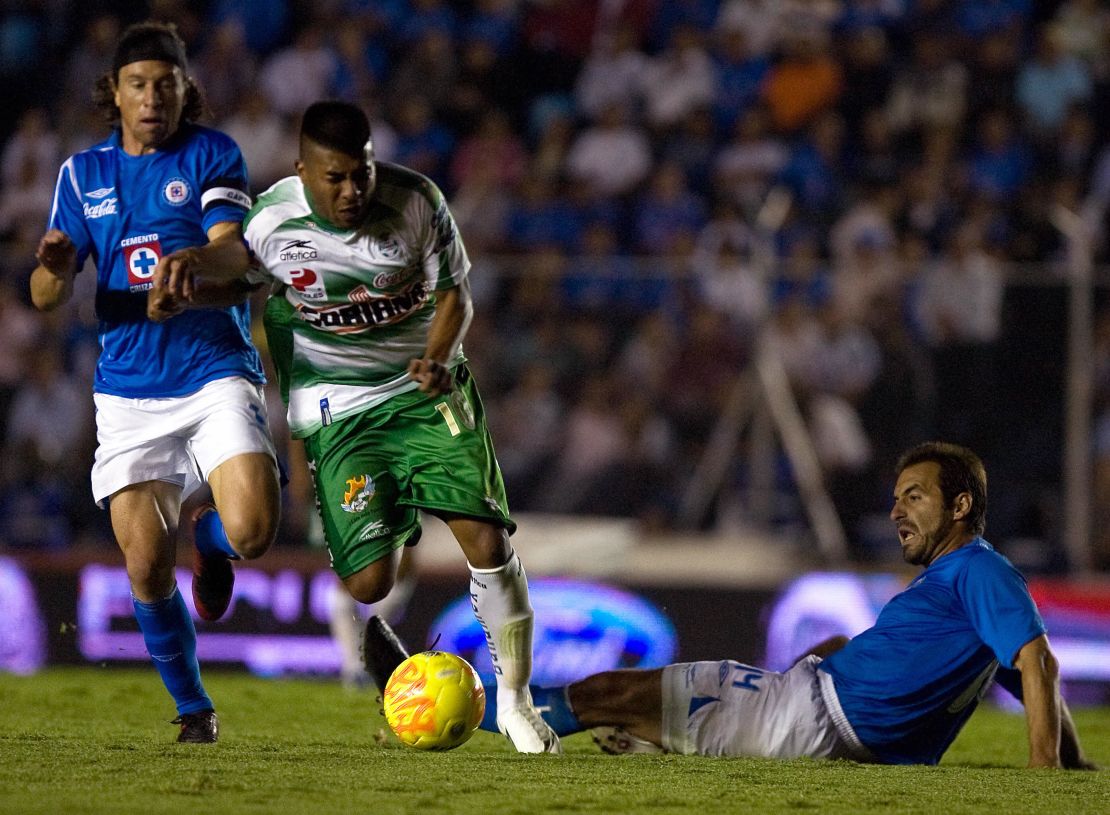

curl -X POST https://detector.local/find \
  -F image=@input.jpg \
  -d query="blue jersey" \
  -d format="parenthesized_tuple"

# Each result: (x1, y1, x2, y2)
(47, 124, 264, 397)
(819, 538, 1045, 765)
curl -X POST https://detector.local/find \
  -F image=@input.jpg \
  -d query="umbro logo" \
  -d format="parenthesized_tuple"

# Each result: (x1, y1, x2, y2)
(85, 187, 115, 199)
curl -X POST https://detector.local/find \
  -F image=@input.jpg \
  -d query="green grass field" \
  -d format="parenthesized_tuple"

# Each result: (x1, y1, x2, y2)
(1, 669, 1107, 815)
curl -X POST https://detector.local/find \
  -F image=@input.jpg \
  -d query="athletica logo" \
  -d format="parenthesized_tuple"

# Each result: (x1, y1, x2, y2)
(340, 474, 374, 513)
(289, 267, 326, 301)
(122, 237, 163, 291)
(358, 521, 391, 541)
(163, 177, 191, 206)
(279, 239, 318, 261)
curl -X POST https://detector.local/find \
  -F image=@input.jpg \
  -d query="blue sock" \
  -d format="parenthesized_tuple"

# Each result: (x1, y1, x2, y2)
(133, 586, 213, 715)
(480, 684, 584, 737)
(194, 509, 239, 560)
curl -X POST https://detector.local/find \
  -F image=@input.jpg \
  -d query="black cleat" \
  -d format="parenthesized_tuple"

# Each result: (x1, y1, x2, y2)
(190, 503, 234, 622)
(173, 710, 218, 743)
(362, 615, 410, 692)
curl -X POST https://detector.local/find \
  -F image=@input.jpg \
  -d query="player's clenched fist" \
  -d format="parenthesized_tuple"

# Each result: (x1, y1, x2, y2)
(147, 286, 186, 322)
(407, 358, 454, 396)
(152, 246, 202, 301)
(35, 229, 77, 276)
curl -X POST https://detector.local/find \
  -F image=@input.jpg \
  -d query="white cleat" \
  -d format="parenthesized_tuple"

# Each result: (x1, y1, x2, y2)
(592, 726, 664, 755)
(496, 702, 563, 754)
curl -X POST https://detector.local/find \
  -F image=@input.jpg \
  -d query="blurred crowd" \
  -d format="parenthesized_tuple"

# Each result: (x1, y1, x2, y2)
(0, 0, 1109, 569)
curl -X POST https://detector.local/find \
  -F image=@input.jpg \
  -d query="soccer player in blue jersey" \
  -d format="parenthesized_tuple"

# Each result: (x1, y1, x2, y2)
(30, 21, 281, 743)
(368, 442, 1097, 767)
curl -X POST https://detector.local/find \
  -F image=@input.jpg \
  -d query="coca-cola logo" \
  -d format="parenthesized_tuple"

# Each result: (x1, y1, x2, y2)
(373, 269, 410, 289)
(82, 198, 118, 219)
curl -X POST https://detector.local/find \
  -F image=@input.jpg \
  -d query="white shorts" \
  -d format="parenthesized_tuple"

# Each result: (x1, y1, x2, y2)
(660, 656, 872, 760)
(91, 376, 277, 507)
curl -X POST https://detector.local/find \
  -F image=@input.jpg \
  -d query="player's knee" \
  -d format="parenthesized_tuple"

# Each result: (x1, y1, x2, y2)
(221, 512, 278, 560)
(456, 523, 511, 570)
(125, 554, 175, 600)
(343, 569, 394, 605)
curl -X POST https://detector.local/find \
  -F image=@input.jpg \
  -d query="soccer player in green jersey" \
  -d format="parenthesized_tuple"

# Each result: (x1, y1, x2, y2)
(240, 101, 559, 753)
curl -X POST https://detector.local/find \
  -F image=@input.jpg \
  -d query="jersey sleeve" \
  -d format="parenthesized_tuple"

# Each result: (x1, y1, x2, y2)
(198, 134, 253, 234)
(957, 550, 1046, 669)
(420, 179, 470, 291)
(47, 158, 94, 270)
(242, 204, 278, 286)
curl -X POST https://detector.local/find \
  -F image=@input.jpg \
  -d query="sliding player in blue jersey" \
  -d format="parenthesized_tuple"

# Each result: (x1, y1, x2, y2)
(367, 442, 1097, 768)
(30, 21, 280, 744)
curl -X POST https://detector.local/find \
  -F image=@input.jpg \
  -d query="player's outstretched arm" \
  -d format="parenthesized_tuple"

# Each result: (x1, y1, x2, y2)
(148, 221, 254, 320)
(31, 229, 77, 311)
(151, 221, 251, 301)
(1013, 634, 1064, 768)
(147, 278, 257, 321)
(407, 281, 474, 397)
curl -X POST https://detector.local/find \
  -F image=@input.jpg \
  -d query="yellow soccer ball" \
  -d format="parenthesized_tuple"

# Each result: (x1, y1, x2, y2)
(383, 651, 486, 750)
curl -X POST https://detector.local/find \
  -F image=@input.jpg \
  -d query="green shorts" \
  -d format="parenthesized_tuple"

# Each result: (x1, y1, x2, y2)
(303, 367, 514, 578)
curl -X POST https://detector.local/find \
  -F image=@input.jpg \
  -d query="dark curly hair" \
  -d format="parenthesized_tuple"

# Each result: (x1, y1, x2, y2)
(91, 21, 207, 127)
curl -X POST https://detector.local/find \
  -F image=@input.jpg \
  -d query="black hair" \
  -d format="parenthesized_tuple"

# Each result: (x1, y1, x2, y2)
(112, 20, 187, 74)
(92, 21, 204, 126)
(300, 101, 372, 158)
(896, 442, 988, 535)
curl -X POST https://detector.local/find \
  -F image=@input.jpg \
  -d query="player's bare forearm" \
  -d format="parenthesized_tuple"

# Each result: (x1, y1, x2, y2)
(147, 279, 256, 321)
(408, 282, 473, 396)
(424, 283, 473, 363)
(188, 278, 256, 307)
(193, 225, 251, 281)
(31, 230, 77, 311)
(1014, 635, 1063, 768)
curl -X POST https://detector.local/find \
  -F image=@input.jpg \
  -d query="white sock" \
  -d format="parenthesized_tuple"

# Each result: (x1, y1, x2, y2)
(468, 549, 534, 707)
(328, 583, 365, 685)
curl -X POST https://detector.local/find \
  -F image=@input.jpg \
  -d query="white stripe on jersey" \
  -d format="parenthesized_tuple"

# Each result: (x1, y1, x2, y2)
(49, 158, 80, 228)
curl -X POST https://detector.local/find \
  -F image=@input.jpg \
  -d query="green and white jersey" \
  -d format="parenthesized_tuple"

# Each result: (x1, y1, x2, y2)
(244, 162, 469, 438)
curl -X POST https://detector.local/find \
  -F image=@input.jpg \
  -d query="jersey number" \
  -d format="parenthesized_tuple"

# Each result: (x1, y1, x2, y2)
(435, 402, 461, 436)
(732, 664, 765, 692)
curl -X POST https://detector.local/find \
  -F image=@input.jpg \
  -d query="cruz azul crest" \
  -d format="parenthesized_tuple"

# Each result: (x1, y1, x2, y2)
(340, 474, 374, 513)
